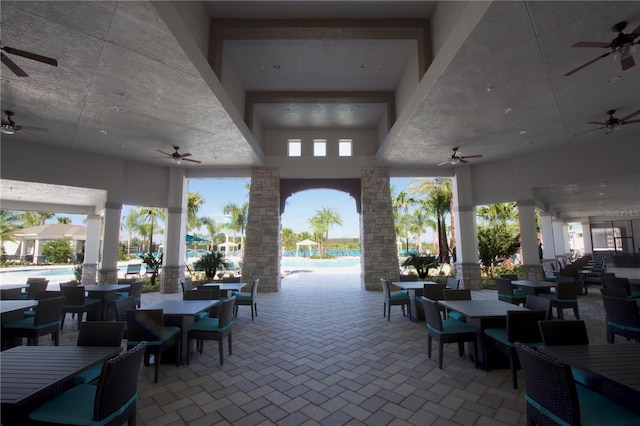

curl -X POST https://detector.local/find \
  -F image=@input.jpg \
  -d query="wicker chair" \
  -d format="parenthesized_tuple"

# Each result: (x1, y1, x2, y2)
(3, 296, 65, 346)
(418, 283, 447, 318)
(187, 296, 236, 365)
(422, 298, 478, 369)
(126, 309, 181, 383)
(603, 277, 640, 298)
(184, 288, 217, 320)
(600, 287, 629, 299)
(539, 281, 581, 320)
(446, 277, 460, 290)
(601, 296, 640, 344)
(68, 321, 126, 387)
(29, 342, 146, 426)
(483, 309, 547, 389)
(495, 278, 526, 305)
(525, 294, 552, 320)
(515, 342, 640, 426)
(442, 289, 471, 321)
(234, 278, 259, 320)
(181, 279, 194, 297)
(60, 286, 102, 329)
(380, 278, 411, 321)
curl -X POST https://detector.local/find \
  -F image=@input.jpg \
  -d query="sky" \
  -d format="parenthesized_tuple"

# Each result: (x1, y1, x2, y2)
(58, 177, 416, 240)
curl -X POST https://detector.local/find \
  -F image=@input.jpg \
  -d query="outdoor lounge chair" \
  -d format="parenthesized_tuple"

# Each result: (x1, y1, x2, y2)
(124, 263, 142, 278)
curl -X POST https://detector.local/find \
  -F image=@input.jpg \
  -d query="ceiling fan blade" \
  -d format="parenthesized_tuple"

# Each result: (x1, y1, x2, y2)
(1, 52, 28, 77)
(458, 159, 468, 164)
(564, 51, 612, 76)
(183, 158, 202, 164)
(2, 46, 58, 66)
(20, 125, 48, 132)
(620, 109, 640, 122)
(156, 150, 172, 157)
(179, 153, 192, 158)
(437, 160, 451, 166)
(621, 119, 640, 125)
(571, 41, 611, 48)
(587, 121, 607, 125)
(574, 126, 605, 136)
(620, 55, 635, 71)
(460, 154, 482, 159)
(630, 24, 640, 36)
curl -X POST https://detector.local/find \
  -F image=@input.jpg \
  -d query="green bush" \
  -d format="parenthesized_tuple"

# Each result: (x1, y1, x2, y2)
(41, 238, 74, 263)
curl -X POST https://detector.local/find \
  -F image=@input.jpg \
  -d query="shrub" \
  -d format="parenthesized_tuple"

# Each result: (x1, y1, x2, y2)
(41, 238, 74, 263)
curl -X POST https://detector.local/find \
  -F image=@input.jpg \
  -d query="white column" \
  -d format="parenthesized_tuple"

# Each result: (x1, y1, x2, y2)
(99, 202, 122, 283)
(452, 168, 481, 289)
(82, 214, 102, 284)
(562, 225, 570, 257)
(581, 222, 593, 256)
(517, 201, 542, 280)
(33, 239, 41, 264)
(161, 168, 187, 293)
(540, 213, 556, 260)
(552, 219, 565, 260)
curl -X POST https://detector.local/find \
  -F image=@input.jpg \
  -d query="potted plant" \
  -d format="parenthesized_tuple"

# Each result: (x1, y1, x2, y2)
(194, 252, 226, 281)
(142, 253, 163, 287)
(73, 263, 83, 282)
(401, 254, 439, 279)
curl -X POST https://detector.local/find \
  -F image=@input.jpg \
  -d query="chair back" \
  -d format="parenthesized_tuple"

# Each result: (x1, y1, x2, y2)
(184, 288, 215, 300)
(222, 276, 241, 283)
(61, 285, 86, 305)
(124, 263, 142, 276)
(114, 296, 137, 322)
(499, 274, 518, 281)
(538, 320, 589, 346)
(442, 289, 471, 301)
(446, 277, 460, 290)
(126, 309, 165, 342)
(27, 280, 49, 299)
(515, 343, 580, 425)
(603, 277, 630, 294)
(94, 342, 146, 423)
(506, 310, 546, 343)
(555, 276, 577, 284)
(34, 296, 65, 326)
(250, 278, 260, 298)
(495, 278, 515, 297)
(78, 321, 126, 346)
(218, 296, 236, 329)
(59, 281, 79, 288)
(35, 290, 63, 300)
(422, 284, 447, 301)
(380, 278, 390, 299)
(181, 279, 193, 296)
(602, 296, 640, 330)
(559, 267, 579, 278)
(421, 298, 443, 332)
(524, 295, 551, 320)
(599, 287, 628, 298)
(27, 277, 48, 284)
(556, 281, 581, 301)
(128, 281, 143, 299)
(599, 272, 615, 286)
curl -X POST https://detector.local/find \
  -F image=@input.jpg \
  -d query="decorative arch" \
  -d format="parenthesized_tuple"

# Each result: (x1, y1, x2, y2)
(280, 178, 361, 214)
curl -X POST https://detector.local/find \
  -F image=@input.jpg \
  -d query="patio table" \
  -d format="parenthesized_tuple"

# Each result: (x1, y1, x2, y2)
(84, 284, 131, 320)
(511, 280, 555, 295)
(203, 282, 246, 298)
(0, 284, 29, 300)
(1, 345, 121, 425)
(391, 281, 438, 322)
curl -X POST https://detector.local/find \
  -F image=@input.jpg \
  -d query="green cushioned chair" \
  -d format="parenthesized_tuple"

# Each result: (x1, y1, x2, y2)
(3, 296, 65, 346)
(602, 295, 640, 344)
(187, 296, 236, 365)
(484, 309, 547, 389)
(183, 288, 217, 321)
(539, 281, 581, 320)
(495, 278, 526, 306)
(442, 289, 471, 322)
(422, 298, 477, 369)
(233, 278, 259, 320)
(60, 286, 102, 329)
(380, 278, 410, 321)
(29, 342, 146, 426)
(126, 309, 181, 383)
(516, 342, 640, 426)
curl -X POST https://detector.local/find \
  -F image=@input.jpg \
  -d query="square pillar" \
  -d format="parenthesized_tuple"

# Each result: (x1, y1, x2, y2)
(161, 168, 188, 293)
(99, 202, 122, 284)
(517, 201, 543, 280)
(452, 169, 481, 289)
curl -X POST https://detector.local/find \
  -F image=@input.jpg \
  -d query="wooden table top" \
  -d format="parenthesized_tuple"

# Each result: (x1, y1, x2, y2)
(391, 281, 438, 290)
(144, 299, 219, 315)
(539, 345, 640, 393)
(0, 300, 38, 315)
(1, 346, 121, 406)
(438, 299, 529, 318)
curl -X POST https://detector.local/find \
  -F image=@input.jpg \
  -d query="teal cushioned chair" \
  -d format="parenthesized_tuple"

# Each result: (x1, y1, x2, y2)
(3, 296, 64, 346)
(422, 298, 477, 369)
(495, 278, 526, 305)
(602, 295, 640, 344)
(60, 286, 102, 329)
(539, 281, 581, 320)
(442, 289, 471, 322)
(516, 342, 640, 426)
(380, 278, 411, 321)
(484, 309, 547, 389)
(183, 288, 216, 321)
(234, 278, 259, 320)
(187, 296, 236, 365)
(29, 342, 146, 426)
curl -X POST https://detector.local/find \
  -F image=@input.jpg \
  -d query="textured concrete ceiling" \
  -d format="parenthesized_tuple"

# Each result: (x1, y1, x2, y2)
(1, 1, 639, 221)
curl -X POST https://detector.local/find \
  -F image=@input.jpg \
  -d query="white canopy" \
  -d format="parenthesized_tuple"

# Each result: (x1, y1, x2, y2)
(295, 239, 318, 257)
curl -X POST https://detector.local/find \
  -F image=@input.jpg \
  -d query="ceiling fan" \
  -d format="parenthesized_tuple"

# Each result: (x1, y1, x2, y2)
(438, 147, 482, 166)
(155, 146, 202, 164)
(0, 41, 58, 77)
(575, 109, 640, 136)
(1, 110, 48, 135)
(565, 21, 640, 76)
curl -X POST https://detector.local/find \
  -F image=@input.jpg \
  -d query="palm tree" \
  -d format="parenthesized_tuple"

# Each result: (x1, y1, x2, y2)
(392, 190, 416, 253)
(121, 209, 142, 256)
(187, 192, 205, 232)
(410, 178, 454, 263)
(138, 207, 165, 253)
(0, 210, 19, 246)
(56, 216, 72, 224)
(281, 228, 296, 254)
(477, 202, 518, 224)
(409, 209, 434, 253)
(201, 217, 223, 251)
(19, 211, 54, 228)
(309, 207, 342, 257)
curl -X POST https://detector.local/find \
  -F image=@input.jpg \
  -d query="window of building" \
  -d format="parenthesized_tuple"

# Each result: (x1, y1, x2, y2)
(288, 139, 301, 157)
(313, 139, 327, 157)
(339, 139, 352, 157)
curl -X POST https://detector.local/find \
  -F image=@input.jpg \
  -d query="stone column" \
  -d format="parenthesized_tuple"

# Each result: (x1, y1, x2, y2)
(452, 168, 481, 289)
(360, 167, 398, 291)
(99, 202, 121, 284)
(540, 212, 557, 273)
(82, 214, 101, 285)
(581, 222, 593, 256)
(243, 168, 281, 292)
(517, 201, 543, 280)
(161, 168, 187, 293)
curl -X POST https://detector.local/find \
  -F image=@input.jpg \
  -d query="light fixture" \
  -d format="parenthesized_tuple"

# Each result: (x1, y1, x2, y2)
(519, 130, 527, 135)
(112, 106, 123, 112)
(502, 107, 512, 114)
(607, 75, 623, 84)
(171, 157, 181, 164)
(273, 64, 280, 69)
(0, 124, 15, 135)
(99, 129, 108, 135)
(360, 63, 367, 69)
(613, 45, 636, 62)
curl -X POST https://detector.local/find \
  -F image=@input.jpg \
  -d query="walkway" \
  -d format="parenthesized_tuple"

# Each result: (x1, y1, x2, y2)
(49, 267, 637, 425)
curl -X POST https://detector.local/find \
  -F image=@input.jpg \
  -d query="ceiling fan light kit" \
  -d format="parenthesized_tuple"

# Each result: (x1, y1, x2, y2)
(438, 147, 482, 166)
(155, 145, 202, 164)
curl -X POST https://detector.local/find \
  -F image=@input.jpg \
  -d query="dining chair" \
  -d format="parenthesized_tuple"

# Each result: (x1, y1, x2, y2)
(3, 296, 65, 346)
(499, 274, 518, 281)
(126, 309, 181, 383)
(601, 295, 640, 344)
(29, 342, 146, 426)
(524, 294, 552, 320)
(234, 278, 259, 320)
(26, 279, 50, 299)
(539, 281, 581, 319)
(515, 342, 640, 426)
(127, 281, 144, 308)
(446, 276, 460, 290)
(380, 278, 411, 321)
(186, 296, 236, 366)
(495, 278, 526, 306)
(60, 286, 102, 329)
(603, 277, 640, 298)
(181, 279, 194, 297)
(184, 288, 217, 320)
(442, 289, 471, 321)
(483, 309, 547, 389)
(421, 298, 478, 370)
(537, 319, 601, 390)
(68, 321, 126, 387)
(600, 287, 629, 299)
